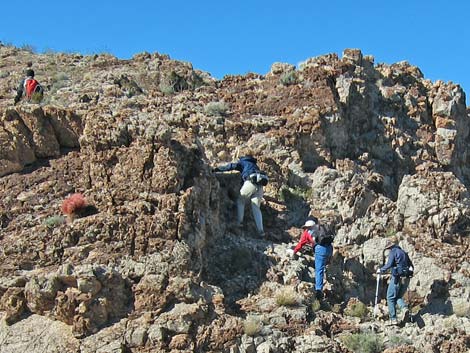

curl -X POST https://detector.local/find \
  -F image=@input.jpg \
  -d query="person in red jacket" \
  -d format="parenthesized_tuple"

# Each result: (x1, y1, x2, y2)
(287, 217, 333, 299)
(292, 219, 316, 254)
(14, 69, 43, 104)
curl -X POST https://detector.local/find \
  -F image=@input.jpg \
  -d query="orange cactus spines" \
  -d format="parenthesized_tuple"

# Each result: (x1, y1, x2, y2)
(61, 193, 87, 216)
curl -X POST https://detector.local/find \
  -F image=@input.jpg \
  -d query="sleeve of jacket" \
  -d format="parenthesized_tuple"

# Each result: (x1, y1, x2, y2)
(14, 79, 24, 103)
(215, 162, 240, 173)
(293, 230, 314, 253)
(380, 248, 396, 273)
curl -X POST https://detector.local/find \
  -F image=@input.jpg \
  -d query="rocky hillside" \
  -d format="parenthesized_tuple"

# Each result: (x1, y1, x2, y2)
(0, 44, 469, 353)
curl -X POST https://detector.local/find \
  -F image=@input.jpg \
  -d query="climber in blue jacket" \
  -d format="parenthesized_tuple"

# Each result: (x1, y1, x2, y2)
(213, 154, 268, 237)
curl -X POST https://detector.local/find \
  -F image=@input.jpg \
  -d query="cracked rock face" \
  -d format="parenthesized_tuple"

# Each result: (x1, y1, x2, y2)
(0, 45, 469, 352)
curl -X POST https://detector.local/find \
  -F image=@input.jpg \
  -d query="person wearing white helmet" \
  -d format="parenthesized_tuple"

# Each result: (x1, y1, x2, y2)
(287, 217, 333, 299)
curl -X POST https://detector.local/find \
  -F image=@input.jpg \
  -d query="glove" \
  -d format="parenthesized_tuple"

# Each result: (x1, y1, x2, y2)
(286, 249, 295, 257)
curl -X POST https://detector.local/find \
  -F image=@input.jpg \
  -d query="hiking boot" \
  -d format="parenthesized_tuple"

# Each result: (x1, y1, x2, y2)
(400, 308, 410, 323)
(315, 290, 324, 300)
(386, 319, 399, 326)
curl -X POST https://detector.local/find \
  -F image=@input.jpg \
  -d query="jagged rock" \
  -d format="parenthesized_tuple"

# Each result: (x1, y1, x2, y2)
(24, 275, 62, 314)
(0, 287, 26, 325)
(0, 314, 79, 352)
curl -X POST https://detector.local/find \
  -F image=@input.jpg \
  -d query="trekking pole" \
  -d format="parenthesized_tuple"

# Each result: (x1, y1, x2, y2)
(373, 273, 381, 318)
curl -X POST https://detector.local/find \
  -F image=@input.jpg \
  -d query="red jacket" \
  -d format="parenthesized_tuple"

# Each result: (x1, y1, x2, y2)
(293, 229, 315, 254)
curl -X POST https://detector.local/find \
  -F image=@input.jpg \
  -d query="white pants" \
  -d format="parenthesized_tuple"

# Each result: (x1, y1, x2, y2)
(237, 180, 264, 233)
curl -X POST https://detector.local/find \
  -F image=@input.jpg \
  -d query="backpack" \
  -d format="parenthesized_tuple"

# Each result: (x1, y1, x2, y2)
(249, 171, 269, 186)
(24, 78, 44, 101)
(396, 251, 414, 278)
(315, 224, 335, 246)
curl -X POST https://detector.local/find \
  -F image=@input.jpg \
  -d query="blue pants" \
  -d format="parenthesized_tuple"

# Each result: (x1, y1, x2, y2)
(314, 244, 333, 291)
(386, 276, 410, 320)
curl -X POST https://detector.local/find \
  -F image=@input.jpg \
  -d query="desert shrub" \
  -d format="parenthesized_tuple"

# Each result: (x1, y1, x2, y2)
(160, 71, 188, 94)
(385, 228, 396, 238)
(344, 300, 369, 319)
(388, 334, 412, 348)
(311, 299, 321, 312)
(54, 72, 69, 81)
(341, 333, 383, 353)
(331, 303, 342, 314)
(51, 73, 70, 93)
(276, 287, 299, 307)
(113, 75, 143, 98)
(158, 70, 205, 94)
(61, 193, 87, 217)
(31, 91, 43, 104)
(279, 186, 312, 203)
(159, 82, 174, 95)
(43, 47, 58, 54)
(43, 215, 65, 228)
(280, 71, 298, 86)
(204, 101, 229, 116)
(243, 316, 262, 337)
(20, 44, 35, 53)
(188, 71, 206, 90)
(453, 301, 470, 318)
(0, 71, 9, 78)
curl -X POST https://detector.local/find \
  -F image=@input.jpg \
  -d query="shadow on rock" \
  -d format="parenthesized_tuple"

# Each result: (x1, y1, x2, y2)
(201, 234, 273, 314)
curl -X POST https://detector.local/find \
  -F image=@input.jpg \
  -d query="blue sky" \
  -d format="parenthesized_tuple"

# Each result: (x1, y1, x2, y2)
(2, 1, 469, 105)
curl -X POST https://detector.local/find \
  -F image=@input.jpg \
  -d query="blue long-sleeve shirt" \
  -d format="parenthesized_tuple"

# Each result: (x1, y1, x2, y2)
(216, 156, 260, 181)
(380, 245, 412, 275)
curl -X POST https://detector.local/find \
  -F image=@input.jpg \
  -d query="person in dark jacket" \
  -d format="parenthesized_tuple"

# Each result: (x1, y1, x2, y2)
(288, 217, 333, 300)
(377, 236, 414, 325)
(213, 153, 267, 236)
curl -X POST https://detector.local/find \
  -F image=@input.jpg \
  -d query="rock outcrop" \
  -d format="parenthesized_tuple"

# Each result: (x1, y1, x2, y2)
(0, 44, 469, 352)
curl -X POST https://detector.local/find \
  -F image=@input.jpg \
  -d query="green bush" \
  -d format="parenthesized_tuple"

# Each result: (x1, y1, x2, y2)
(331, 303, 342, 314)
(243, 316, 262, 337)
(158, 82, 175, 95)
(43, 215, 65, 228)
(50, 73, 70, 93)
(20, 44, 36, 53)
(344, 301, 369, 319)
(280, 71, 298, 86)
(453, 301, 470, 318)
(54, 72, 69, 81)
(160, 71, 188, 94)
(204, 101, 229, 116)
(388, 334, 412, 348)
(341, 333, 383, 353)
(275, 287, 299, 307)
(385, 228, 396, 238)
(30, 91, 44, 104)
(279, 186, 312, 203)
(158, 70, 204, 94)
(311, 299, 321, 312)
